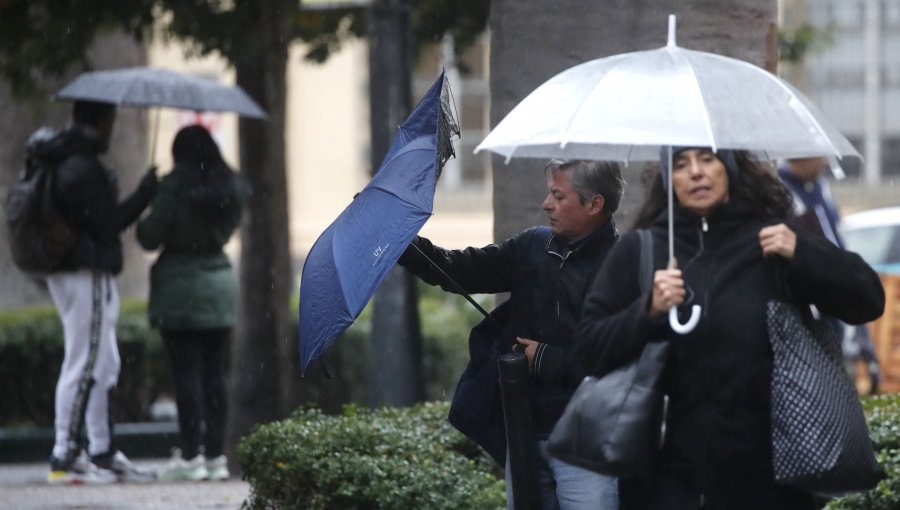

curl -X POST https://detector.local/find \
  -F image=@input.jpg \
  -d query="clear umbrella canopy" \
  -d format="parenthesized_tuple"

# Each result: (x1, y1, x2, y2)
(475, 16, 858, 333)
(476, 17, 857, 164)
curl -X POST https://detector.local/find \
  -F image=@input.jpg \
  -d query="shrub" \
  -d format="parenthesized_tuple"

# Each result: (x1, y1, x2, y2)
(238, 401, 505, 510)
(0, 282, 491, 425)
(827, 393, 900, 510)
(0, 300, 169, 427)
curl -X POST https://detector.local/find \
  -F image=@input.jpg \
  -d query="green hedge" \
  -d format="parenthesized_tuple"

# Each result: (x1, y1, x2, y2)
(239, 401, 505, 510)
(0, 284, 491, 426)
(0, 300, 169, 427)
(827, 393, 900, 510)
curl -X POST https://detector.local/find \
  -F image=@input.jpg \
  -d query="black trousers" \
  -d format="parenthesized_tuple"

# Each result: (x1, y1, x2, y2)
(620, 471, 819, 510)
(161, 328, 231, 459)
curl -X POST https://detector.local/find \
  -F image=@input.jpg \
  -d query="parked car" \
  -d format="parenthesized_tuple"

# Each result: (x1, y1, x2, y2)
(841, 206, 900, 274)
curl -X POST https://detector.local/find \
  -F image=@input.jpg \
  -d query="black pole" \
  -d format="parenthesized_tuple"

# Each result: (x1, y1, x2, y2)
(498, 352, 541, 510)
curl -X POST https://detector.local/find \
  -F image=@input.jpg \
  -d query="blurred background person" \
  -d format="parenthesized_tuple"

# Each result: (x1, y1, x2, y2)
(778, 157, 881, 394)
(137, 124, 247, 481)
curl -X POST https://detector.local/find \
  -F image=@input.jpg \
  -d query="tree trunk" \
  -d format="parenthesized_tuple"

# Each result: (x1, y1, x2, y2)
(365, 0, 426, 407)
(228, 0, 293, 464)
(489, 0, 778, 238)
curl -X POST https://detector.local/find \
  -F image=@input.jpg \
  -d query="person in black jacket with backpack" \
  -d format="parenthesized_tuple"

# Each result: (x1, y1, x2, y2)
(45, 100, 158, 484)
(399, 158, 624, 510)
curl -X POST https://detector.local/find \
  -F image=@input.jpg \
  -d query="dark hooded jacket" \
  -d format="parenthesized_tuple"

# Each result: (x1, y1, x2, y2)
(136, 165, 247, 330)
(399, 220, 619, 435)
(574, 197, 884, 503)
(52, 124, 155, 274)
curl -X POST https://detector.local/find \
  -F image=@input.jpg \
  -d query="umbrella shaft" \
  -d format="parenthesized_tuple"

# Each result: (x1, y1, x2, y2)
(409, 243, 496, 325)
(668, 146, 675, 265)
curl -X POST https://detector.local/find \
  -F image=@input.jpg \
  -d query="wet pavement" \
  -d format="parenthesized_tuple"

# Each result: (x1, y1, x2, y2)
(0, 459, 251, 510)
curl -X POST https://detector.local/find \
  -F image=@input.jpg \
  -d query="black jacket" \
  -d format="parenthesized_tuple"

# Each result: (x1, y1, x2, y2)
(575, 198, 884, 498)
(53, 125, 155, 275)
(399, 220, 619, 434)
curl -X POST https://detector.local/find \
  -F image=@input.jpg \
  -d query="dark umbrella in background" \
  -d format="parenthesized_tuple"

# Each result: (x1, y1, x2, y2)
(298, 71, 460, 374)
(55, 66, 267, 163)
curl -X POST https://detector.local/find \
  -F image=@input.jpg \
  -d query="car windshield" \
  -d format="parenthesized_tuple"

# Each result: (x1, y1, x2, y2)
(843, 225, 900, 266)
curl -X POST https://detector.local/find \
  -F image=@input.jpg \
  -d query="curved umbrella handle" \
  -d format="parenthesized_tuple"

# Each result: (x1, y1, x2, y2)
(669, 305, 701, 335)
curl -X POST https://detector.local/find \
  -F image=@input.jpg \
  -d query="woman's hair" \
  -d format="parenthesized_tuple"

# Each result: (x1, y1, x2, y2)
(171, 125, 237, 217)
(72, 100, 116, 127)
(632, 150, 792, 229)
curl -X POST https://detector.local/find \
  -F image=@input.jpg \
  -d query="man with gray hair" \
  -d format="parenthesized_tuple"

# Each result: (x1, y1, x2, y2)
(398, 158, 624, 509)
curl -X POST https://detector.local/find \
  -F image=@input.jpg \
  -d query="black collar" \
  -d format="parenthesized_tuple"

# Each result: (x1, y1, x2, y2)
(548, 219, 618, 260)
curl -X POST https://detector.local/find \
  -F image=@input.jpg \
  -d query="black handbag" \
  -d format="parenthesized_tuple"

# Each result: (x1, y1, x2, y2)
(546, 340, 668, 477)
(547, 229, 667, 478)
(448, 300, 510, 466)
(447, 227, 552, 467)
(768, 285, 883, 495)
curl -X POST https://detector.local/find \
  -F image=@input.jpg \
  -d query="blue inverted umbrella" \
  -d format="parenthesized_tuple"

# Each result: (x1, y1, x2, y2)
(299, 72, 460, 373)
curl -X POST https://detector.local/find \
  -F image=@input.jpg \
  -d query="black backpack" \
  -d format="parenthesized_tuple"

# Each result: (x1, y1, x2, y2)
(5, 127, 77, 273)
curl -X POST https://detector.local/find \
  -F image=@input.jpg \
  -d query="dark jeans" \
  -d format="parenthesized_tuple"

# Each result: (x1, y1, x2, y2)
(161, 328, 231, 459)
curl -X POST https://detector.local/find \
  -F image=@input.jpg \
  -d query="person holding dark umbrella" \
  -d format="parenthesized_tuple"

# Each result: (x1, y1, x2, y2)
(399, 158, 624, 510)
(46, 100, 158, 484)
(575, 148, 884, 509)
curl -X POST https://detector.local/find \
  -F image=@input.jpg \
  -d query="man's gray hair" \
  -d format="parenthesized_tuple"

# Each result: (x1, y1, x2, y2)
(545, 158, 625, 214)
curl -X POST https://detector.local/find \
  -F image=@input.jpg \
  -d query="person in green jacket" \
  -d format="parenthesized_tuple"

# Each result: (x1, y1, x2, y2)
(137, 124, 246, 482)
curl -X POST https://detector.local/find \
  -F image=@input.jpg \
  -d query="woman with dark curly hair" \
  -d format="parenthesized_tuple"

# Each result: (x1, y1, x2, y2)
(137, 124, 247, 482)
(574, 148, 884, 510)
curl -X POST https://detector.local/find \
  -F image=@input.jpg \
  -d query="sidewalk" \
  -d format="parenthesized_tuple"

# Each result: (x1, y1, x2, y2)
(0, 459, 250, 509)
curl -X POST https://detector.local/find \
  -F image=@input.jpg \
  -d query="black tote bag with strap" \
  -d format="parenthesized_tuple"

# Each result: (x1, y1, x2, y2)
(547, 229, 669, 478)
(447, 227, 551, 466)
(767, 275, 883, 495)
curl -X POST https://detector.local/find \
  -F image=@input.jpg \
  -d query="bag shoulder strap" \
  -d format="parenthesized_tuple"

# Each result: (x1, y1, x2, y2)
(527, 226, 551, 268)
(637, 229, 654, 294)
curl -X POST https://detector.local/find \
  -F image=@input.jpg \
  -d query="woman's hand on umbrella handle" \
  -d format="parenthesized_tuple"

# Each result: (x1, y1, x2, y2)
(649, 265, 685, 318)
(759, 223, 797, 260)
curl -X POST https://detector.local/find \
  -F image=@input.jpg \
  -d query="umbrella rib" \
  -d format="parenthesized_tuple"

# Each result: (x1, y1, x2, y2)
(368, 185, 432, 213)
(671, 48, 717, 152)
(701, 51, 844, 159)
(560, 53, 632, 147)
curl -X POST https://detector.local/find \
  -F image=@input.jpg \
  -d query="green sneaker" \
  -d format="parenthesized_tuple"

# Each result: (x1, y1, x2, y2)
(205, 455, 230, 481)
(157, 449, 208, 481)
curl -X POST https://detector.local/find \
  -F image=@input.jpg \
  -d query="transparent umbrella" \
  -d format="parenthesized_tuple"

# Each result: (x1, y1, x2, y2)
(475, 15, 859, 333)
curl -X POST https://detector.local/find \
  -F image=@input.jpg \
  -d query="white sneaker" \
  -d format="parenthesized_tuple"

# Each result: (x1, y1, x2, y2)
(92, 450, 156, 483)
(48, 452, 117, 485)
(205, 455, 230, 481)
(157, 449, 208, 481)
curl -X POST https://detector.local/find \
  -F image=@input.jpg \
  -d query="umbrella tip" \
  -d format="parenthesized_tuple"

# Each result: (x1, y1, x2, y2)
(668, 14, 677, 47)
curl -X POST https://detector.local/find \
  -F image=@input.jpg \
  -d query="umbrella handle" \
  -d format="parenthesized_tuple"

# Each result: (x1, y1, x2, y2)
(669, 305, 701, 335)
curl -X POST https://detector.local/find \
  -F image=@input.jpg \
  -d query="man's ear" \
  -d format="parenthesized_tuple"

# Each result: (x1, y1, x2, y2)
(589, 194, 606, 216)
